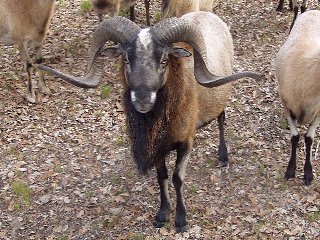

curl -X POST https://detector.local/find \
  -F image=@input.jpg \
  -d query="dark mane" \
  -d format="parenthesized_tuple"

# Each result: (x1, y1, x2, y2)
(124, 86, 172, 175)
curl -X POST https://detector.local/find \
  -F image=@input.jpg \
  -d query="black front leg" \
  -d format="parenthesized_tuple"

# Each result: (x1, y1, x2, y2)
(155, 160, 171, 227)
(173, 142, 191, 233)
(304, 135, 314, 185)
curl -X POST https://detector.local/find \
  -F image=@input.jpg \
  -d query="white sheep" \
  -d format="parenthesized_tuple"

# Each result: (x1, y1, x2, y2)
(0, 0, 55, 103)
(275, 10, 320, 185)
(162, 0, 216, 18)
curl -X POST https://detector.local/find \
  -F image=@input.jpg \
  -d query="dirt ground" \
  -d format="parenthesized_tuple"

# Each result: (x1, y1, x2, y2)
(1, 0, 320, 239)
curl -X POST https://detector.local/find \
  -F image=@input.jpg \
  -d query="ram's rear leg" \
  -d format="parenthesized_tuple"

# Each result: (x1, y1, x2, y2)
(285, 115, 299, 180)
(218, 111, 228, 167)
(155, 160, 171, 228)
(173, 141, 192, 233)
(304, 118, 319, 185)
(35, 44, 51, 95)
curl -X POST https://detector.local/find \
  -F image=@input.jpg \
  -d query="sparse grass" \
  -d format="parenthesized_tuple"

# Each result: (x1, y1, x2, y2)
(305, 211, 320, 223)
(4, 72, 19, 81)
(80, 0, 92, 12)
(114, 136, 125, 145)
(54, 164, 62, 173)
(189, 185, 199, 196)
(12, 181, 32, 207)
(117, 187, 127, 195)
(258, 162, 266, 176)
(276, 170, 288, 190)
(7, 145, 24, 160)
(59, 233, 69, 240)
(62, 37, 86, 57)
(154, 11, 162, 22)
(111, 174, 120, 185)
(119, 10, 129, 18)
(56, 0, 65, 7)
(101, 85, 111, 99)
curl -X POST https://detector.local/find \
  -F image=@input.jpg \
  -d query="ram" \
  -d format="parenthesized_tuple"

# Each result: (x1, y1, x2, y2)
(162, 0, 216, 18)
(40, 12, 260, 231)
(0, 0, 55, 103)
(91, 0, 150, 25)
(275, 10, 320, 185)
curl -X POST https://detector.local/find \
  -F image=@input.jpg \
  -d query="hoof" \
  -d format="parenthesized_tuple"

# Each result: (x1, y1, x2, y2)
(304, 173, 313, 186)
(176, 225, 187, 233)
(154, 221, 166, 228)
(285, 168, 295, 180)
(39, 85, 51, 95)
(220, 160, 228, 167)
(25, 94, 36, 103)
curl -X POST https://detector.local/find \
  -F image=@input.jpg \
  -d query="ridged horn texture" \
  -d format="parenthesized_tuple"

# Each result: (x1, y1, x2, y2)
(39, 17, 141, 88)
(150, 17, 261, 86)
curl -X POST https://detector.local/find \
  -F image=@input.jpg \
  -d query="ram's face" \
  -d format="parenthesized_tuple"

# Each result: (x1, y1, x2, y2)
(122, 29, 170, 113)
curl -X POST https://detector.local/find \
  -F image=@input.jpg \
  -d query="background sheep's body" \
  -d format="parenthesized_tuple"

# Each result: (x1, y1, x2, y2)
(0, 0, 55, 103)
(275, 10, 320, 185)
(91, 0, 150, 25)
(162, 0, 216, 18)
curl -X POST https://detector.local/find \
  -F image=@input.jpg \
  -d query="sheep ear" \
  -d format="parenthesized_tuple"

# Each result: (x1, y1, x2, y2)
(170, 47, 192, 58)
(99, 46, 122, 57)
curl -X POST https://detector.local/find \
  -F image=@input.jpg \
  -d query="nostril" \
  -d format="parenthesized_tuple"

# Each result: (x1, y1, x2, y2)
(131, 90, 157, 104)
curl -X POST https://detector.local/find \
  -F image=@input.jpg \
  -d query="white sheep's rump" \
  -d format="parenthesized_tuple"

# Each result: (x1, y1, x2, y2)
(276, 10, 320, 125)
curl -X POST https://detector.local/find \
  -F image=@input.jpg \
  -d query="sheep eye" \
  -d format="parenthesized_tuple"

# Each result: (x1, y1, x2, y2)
(160, 59, 168, 65)
(124, 58, 130, 65)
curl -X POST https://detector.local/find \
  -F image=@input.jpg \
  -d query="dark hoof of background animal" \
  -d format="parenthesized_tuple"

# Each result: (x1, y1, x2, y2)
(176, 225, 187, 233)
(154, 221, 166, 228)
(304, 173, 313, 186)
(284, 168, 295, 180)
(220, 160, 228, 167)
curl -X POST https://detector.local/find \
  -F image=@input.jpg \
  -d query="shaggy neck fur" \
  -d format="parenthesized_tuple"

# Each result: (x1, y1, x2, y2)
(124, 85, 172, 175)
(124, 58, 180, 174)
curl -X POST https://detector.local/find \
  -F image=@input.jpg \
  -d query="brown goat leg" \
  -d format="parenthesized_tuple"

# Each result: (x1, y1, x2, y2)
(217, 111, 228, 166)
(155, 160, 171, 227)
(19, 43, 36, 103)
(172, 141, 191, 233)
(35, 45, 50, 95)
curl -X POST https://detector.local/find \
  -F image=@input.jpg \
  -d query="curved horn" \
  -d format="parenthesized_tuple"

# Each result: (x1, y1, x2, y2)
(150, 17, 261, 86)
(40, 17, 141, 88)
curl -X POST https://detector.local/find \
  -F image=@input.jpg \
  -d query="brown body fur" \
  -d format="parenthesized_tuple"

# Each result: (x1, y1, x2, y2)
(120, 42, 232, 171)
(0, 0, 55, 102)
(0, 0, 54, 45)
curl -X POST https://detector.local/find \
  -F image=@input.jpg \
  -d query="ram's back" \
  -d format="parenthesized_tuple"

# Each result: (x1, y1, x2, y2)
(181, 12, 234, 128)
